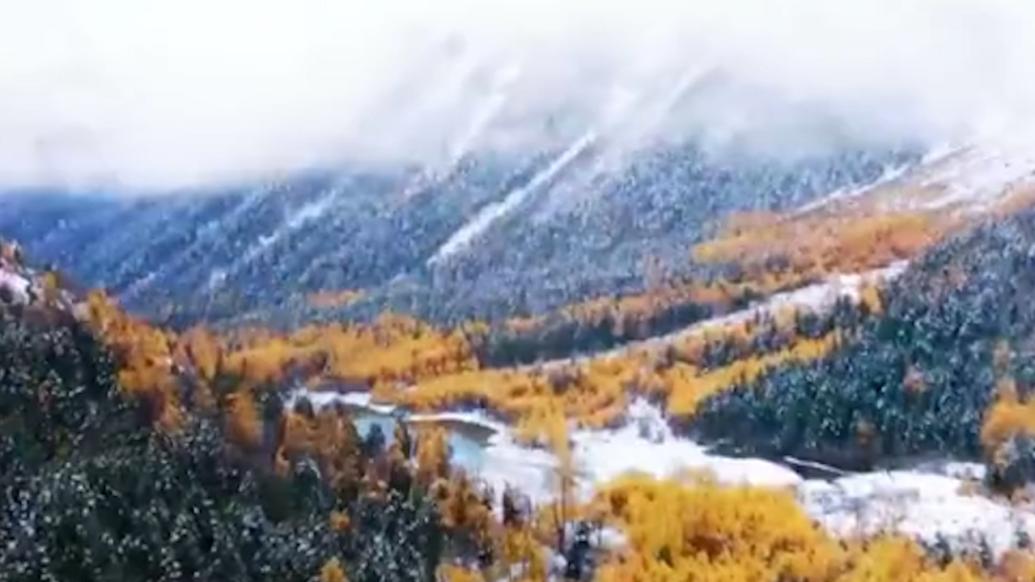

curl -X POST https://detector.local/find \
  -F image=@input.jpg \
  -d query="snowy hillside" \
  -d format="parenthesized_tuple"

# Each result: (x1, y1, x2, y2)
(0, 145, 907, 327)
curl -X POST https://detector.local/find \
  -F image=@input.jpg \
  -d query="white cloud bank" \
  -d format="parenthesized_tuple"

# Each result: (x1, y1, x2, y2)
(1, 0, 1034, 190)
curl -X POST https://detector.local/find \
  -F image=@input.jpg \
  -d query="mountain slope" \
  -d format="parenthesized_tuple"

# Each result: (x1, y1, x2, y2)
(1, 145, 906, 327)
(694, 204, 1035, 475)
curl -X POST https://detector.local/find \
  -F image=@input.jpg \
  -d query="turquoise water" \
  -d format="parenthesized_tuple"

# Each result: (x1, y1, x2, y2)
(351, 411, 490, 473)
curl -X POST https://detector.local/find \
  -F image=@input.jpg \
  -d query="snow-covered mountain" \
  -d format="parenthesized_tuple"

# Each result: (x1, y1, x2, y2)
(1, 144, 910, 327)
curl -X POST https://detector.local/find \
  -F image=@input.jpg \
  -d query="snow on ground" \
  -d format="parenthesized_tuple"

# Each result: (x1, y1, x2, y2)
(795, 141, 1035, 218)
(544, 404, 1035, 556)
(801, 471, 1035, 556)
(333, 391, 398, 415)
(408, 409, 509, 435)
(303, 385, 1035, 555)
(917, 141, 1035, 211)
(536, 261, 907, 372)
(478, 433, 560, 502)
(292, 389, 399, 415)
(795, 162, 913, 215)
(571, 410, 1035, 557)
(438, 400, 1035, 557)
(428, 130, 597, 265)
(445, 399, 804, 504)
(569, 399, 801, 497)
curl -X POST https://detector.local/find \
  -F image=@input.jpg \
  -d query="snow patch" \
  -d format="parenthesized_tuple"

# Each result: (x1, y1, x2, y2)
(478, 433, 561, 502)
(457, 399, 1035, 557)
(408, 410, 509, 435)
(206, 269, 227, 291)
(428, 130, 597, 264)
(795, 162, 912, 214)
(288, 389, 400, 415)
(917, 141, 1035, 211)
(471, 399, 802, 504)
(570, 399, 801, 497)
(800, 471, 1035, 556)
(797, 141, 1035, 218)
(538, 262, 905, 370)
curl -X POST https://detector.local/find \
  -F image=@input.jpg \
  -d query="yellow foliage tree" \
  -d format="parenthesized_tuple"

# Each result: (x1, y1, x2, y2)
(225, 389, 263, 451)
(415, 426, 451, 488)
(664, 333, 839, 417)
(591, 475, 1002, 582)
(319, 557, 349, 582)
(593, 473, 842, 582)
(438, 564, 485, 582)
(497, 526, 546, 582)
(85, 291, 184, 431)
(693, 209, 950, 282)
(180, 327, 222, 378)
(836, 537, 988, 582)
(329, 510, 350, 533)
(982, 397, 1035, 455)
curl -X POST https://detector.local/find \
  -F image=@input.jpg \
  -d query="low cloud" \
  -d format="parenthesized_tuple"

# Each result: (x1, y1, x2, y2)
(1, 0, 1033, 191)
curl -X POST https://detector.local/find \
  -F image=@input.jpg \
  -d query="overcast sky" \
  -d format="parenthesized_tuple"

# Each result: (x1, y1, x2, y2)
(1, 0, 1033, 191)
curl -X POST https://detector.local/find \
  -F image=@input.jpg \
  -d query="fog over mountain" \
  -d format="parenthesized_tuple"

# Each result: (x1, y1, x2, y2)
(2, 0, 1034, 191)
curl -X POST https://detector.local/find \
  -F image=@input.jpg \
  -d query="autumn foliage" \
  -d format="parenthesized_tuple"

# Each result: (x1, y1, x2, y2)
(219, 314, 478, 390)
(437, 564, 485, 582)
(86, 293, 479, 433)
(488, 271, 809, 367)
(981, 382, 1035, 456)
(85, 291, 185, 430)
(590, 474, 1010, 582)
(389, 303, 843, 444)
(687, 186, 1019, 330)
(660, 332, 839, 417)
(274, 403, 364, 496)
(225, 389, 263, 451)
(693, 207, 953, 282)
(319, 558, 349, 582)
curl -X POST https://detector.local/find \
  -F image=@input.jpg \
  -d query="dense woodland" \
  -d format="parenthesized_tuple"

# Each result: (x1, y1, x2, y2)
(0, 279, 455, 580)
(479, 273, 795, 367)
(0, 147, 906, 328)
(693, 206, 1035, 483)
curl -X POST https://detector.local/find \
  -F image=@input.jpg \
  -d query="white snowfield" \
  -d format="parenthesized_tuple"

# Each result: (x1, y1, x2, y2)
(462, 398, 804, 509)
(916, 141, 1035, 212)
(801, 471, 1035, 556)
(478, 400, 1035, 557)
(569, 398, 802, 495)
(802, 140, 1035, 217)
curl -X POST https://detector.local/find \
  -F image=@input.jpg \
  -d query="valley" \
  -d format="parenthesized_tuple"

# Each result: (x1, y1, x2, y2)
(6, 141, 1035, 580)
